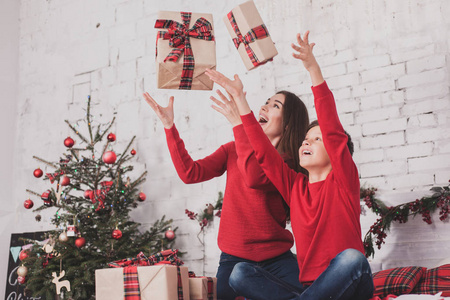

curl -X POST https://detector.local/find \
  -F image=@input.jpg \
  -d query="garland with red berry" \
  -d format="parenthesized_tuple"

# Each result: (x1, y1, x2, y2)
(185, 192, 223, 232)
(362, 181, 450, 258)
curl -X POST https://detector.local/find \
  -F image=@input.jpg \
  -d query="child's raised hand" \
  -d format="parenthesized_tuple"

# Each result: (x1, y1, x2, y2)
(205, 69, 245, 100)
(291, 31, 324, 86)
(210, 90, 242, 127)
(143, 92, 174, 129)
(291, 31, 318, 71)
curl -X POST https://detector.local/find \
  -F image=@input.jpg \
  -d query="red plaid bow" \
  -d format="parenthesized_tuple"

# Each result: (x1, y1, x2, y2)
(46, 171, 64, 183)
(227, 11, 271, 67)
(155, 12, 215, 90)
(88, 181, 113, 211)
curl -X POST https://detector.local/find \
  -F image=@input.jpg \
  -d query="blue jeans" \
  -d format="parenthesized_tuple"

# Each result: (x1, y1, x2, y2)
(229, 248, 374, 300)
(216, 251, 302, 300)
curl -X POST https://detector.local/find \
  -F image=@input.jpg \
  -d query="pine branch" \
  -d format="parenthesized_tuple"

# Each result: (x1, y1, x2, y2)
(33, 156, 58, 169)
(130, 171, 148, 190)
(65, 120, 90, 144)
(95, 117, 116, 144)
(26, 189, 41, 197)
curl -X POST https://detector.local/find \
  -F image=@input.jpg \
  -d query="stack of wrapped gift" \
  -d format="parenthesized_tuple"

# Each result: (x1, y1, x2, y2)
(224, 0, 278, 70)
(189, 273, 217, 300)
(95, 250, 190, 300)
(155, 11, 216, 90)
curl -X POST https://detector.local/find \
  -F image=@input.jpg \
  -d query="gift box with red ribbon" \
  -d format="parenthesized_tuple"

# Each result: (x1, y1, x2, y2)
(95, 250, 189, 300)
(224, 0, 278, 70)
(155, 11, 216, 90)
(189, 275, 217, 300)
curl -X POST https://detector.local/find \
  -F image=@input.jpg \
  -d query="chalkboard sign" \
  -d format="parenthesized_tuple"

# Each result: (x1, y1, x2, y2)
(4, 231, 48, 300)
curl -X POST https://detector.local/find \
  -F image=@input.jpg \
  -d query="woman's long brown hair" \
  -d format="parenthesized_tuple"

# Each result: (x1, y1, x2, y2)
(275, 90, 309, 174)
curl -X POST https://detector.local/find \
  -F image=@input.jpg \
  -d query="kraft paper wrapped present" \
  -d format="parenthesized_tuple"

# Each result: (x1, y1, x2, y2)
(155, 11, 216, 90)
(189, 276, 217, 300)
(95, 265, 189, 300)
(224, 0, 278, 70)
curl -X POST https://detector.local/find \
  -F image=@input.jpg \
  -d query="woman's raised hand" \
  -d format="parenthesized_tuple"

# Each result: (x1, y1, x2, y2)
(205, 69, 251, 115)
(205, 69, 245, 100)
(143, 92, 175, 129)
(210, 90, 242, 127)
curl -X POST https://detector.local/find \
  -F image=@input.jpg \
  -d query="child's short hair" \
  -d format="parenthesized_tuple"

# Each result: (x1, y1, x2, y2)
(307, 120, 354, 156)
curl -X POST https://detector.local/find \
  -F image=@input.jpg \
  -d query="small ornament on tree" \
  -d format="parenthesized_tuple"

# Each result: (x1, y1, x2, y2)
(66, 225, 78, 237)
(35, 214, 41, 222)
(60, 175, 70, 186)
(52, 270, 71, 295)
(138, 192, 146, 202)
(112, 228, 122, 240)
(102, 151, 117, 164)
(17, 276, 26, 285)
(107, 133, 116, 142)
(130, 149, 136, 156)
(33, 168, 43, 178)
(41, 189, 52, 207)
(17, 265, 28, 277)
(24, 199, 34, 209)
(64, 137, 75, 148)
(19, 250, 29, 261)
(165, 228, 175, 241)
(59, 231, 69, 242)
(84, 189, 93, 199)
(75, 237, 86, 248)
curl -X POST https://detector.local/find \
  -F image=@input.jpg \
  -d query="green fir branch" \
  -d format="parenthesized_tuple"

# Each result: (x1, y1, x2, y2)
(32, 156, 58, 169)
(65, 120, 90, 144)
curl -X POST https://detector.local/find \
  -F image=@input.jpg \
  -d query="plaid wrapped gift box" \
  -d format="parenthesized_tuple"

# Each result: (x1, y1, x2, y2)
(155, 11, 216, 90)
(223, 0, 278, 70)
(96, 250, 189, 300)
(189, 276, 217, 300)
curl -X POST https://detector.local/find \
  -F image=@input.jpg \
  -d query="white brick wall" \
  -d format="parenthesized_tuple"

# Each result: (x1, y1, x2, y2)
(6, 0, 450, 288)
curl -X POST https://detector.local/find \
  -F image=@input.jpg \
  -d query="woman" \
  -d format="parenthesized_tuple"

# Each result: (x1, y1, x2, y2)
(143, 86, 309, 299)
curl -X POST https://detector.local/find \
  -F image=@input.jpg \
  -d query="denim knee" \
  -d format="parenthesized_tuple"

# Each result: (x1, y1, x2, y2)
(229, 262, 252, 292)
(337, 249, 371, 274)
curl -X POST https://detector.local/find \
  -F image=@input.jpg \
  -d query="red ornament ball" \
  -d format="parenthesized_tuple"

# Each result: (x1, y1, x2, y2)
(17, 276, 26, 284)
(64, 137, 75, 148)
(24, 199, 34, 209)
(60, 176, 70, 186)
(112, 229, 122, 240)
(33, 168, 43, 178)
(19, 250, 29, 261)
(138, 192, 146, 202)
(102, 151, 117, 164)
(107, 133, 116, 142)
(84, 190, 93, 199)
(75, 237, 86, 248)
(165, 229, 175, 241)
(130, 149, 136, 156)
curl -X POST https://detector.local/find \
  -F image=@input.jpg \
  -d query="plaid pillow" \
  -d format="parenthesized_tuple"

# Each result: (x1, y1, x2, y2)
(373, 266, 426, 297)
(413, 264, 450, 296)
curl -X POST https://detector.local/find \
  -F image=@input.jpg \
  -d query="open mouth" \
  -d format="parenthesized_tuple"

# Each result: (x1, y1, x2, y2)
(302, 150, 312, 155)
(259, 115, 268, 124)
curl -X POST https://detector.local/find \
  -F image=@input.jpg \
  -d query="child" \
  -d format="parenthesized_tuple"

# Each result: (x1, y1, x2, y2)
(205, 31, 374, 300)
(143, 83, 309, 298)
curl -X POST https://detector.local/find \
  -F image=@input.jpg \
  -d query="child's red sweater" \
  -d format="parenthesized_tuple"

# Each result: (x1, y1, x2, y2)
(241, 81, 364, 283)
(165, 124, 294, 261)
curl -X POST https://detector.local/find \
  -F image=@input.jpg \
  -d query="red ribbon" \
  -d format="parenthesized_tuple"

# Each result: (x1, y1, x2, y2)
(46, 171, 64, 183)
(89, 181, 113, 211)
(227, 11, 272, 67)
(155, 12, 214, 90)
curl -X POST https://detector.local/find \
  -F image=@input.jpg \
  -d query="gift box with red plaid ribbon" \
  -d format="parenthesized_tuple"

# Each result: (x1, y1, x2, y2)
(224, 0, 278, 70)
(189, 275, 217, 300)
(95, 250, 189, 300)
(155, 11, 216, 90)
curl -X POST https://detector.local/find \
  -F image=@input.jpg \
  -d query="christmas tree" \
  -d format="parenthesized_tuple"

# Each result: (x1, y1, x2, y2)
(19, 96, 177, 299)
